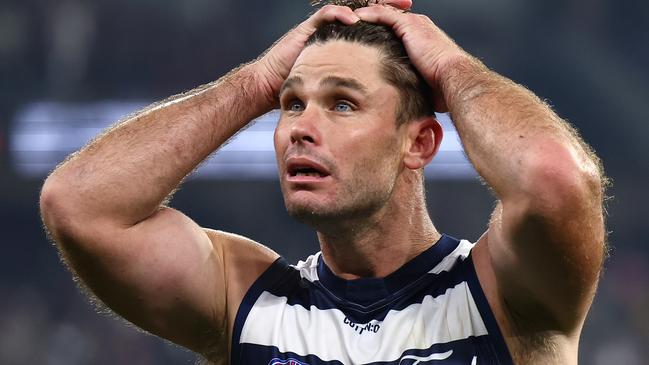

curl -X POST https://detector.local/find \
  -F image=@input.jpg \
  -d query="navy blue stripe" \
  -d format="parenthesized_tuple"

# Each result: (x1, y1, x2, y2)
(317, 234, 461, 304)
(262, 258, 471, 324)
(231, 257, 296, 365)
(465, 253, 515, 365)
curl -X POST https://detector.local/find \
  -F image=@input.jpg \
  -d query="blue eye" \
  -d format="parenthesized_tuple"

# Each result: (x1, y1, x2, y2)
(287, 100, 305, 112)
(334, 102, 353, 113)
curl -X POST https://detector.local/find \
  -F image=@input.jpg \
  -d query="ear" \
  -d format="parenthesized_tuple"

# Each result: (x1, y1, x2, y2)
(402, 116, 444, 170)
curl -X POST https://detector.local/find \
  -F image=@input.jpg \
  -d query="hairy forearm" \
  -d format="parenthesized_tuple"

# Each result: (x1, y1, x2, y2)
(440, 57, 601, 199)
(42, 63, 270, 228)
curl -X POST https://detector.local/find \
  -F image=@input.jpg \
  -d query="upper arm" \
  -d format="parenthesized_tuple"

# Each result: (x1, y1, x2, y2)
(484, 144, 606, 333)
(46, 205, 277, 355)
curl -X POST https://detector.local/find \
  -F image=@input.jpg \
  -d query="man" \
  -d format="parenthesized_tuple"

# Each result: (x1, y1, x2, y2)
(40, 0, 606, 364)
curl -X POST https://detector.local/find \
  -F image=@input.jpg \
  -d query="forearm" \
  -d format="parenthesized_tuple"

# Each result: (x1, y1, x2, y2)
(440, 57, 601, 199)
(42, 63, 271, 228)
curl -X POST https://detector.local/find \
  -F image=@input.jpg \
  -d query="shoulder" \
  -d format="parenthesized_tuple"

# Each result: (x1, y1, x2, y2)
(203, 230, 280, 325)
(204, 229, 280, 289)
(205, 229, 278, 262)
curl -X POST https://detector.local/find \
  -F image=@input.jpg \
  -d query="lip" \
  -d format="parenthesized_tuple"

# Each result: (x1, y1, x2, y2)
(285, 156, 332, 183)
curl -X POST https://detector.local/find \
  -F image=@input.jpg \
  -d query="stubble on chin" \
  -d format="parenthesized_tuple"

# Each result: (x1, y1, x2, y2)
(284, 185, 391, 229)
(285, 199, 334, 227)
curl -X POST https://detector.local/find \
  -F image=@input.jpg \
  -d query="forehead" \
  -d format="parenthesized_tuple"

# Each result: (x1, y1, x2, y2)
(288, 40, 385, 87)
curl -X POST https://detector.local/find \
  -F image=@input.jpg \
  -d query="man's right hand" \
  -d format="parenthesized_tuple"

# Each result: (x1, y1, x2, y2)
(254, 5, 360, 107)
(254, 1, 414, 107)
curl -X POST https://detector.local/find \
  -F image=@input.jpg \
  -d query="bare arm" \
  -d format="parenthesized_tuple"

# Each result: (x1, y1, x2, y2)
(40, 5, 361, 356)
(39, 65, 269, 353)
(439, 57, 606, 331)
(356, 6, 606, 333)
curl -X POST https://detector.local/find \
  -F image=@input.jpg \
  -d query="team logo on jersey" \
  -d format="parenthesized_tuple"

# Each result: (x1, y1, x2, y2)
(268, 358, 310, 365)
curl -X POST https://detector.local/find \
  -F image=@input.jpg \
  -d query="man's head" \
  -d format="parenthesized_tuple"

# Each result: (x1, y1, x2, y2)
(274, 1, 442, 229)
(306, 11, 435, 124)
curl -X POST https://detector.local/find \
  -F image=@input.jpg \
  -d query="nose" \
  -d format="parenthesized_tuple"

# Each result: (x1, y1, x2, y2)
(289, 107, 321, 146)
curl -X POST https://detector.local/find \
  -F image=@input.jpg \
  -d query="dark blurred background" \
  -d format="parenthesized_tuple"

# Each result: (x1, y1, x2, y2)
(1, 0, 648, 364)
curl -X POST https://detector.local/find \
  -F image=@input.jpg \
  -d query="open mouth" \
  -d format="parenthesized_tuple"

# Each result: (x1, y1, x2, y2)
(289, 166, 328, 178)
(286, 158, 331, 181)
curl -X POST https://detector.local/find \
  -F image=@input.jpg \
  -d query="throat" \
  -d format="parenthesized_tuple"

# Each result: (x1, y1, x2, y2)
(317, 227, 441, 280)
(314, 173, 440, 279)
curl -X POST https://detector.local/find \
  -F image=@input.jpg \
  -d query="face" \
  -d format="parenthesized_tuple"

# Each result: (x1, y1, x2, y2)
(274, 40, 408, 226)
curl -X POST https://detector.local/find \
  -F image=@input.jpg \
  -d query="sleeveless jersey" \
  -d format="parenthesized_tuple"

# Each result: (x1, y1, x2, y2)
(231, 234, 514, 365)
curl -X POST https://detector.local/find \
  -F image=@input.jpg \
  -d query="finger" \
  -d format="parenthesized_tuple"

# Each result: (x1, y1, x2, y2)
(371, 0, 412, 10)
(307, 4, 360, 28)
(354, 5, 404, 28)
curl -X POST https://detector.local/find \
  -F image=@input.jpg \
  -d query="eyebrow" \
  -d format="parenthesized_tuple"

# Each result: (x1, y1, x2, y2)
(279, 76, 303, 97)
(319, 76, 369, 96)
(279, 75, 369, 98)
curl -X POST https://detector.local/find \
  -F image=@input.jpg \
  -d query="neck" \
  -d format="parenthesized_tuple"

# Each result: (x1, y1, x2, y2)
(316, 172, 440, 280)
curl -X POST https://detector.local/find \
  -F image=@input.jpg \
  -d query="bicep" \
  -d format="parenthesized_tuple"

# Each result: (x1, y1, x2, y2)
(486, 193, 606, 331)
(60, 207, 226, 352)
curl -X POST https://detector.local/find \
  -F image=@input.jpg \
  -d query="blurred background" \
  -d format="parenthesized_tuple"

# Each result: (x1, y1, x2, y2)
(1, 0, 647, 364)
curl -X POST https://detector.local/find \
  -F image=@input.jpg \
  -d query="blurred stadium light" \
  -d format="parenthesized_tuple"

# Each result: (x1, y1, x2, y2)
(10, 101, 476, 179)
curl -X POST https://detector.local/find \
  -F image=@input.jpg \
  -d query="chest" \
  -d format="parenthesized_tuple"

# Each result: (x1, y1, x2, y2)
(235, 284, 494, 364)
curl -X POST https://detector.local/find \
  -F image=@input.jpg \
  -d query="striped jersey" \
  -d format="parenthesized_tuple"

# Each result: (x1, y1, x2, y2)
(231, 234, 514, 365)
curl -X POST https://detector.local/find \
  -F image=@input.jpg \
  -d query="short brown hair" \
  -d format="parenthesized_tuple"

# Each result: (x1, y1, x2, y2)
(307, 2, 435, 124)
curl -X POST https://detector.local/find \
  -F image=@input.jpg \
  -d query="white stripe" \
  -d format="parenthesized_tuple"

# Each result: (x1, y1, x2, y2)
(428, 239, 474, 275)
(293, 240, 475, 284)
(240, 281, 487, 363)
(293, 252, 321, 282)
(400, 350, 453, 364)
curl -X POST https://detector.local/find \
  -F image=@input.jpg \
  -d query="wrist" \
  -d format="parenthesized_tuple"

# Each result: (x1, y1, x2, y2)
(437, 55, 489, 107)
(207, 62, 278, 121)
(248, 59, 283, 112)
(437, 53, 483, 87)
(187, 63, 277, 135)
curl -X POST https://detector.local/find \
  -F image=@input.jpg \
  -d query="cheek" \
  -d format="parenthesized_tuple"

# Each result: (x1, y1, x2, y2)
(273, 125, 288, 158)
(341, 134, 400, 176)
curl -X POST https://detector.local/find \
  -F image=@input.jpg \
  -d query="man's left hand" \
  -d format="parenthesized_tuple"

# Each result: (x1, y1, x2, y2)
(354, 5, 472, 112)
